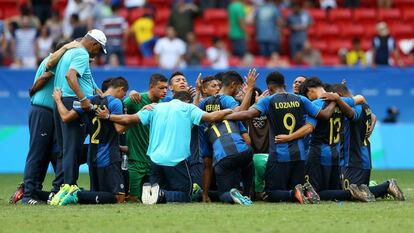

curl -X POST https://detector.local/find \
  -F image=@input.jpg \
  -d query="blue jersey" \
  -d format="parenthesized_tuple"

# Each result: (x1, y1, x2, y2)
(306, 97, 355, 166)
(201, 120, 249, 165)
(254, 93, 321, 162)
(342, 104, 372, 169)
(75, 95, 123, 168)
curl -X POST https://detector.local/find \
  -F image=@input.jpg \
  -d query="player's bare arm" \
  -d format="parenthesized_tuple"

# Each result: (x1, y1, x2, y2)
(224, 108, 260, 121)
(52, 89, 79, 123)
(29, 71, 54, 97)
(201, 109, 233, 122)
(202, 157, 213, 203)
(275, 123, 314, 144)
(235, 68, 259, 111)
(96, 105, 141, 125)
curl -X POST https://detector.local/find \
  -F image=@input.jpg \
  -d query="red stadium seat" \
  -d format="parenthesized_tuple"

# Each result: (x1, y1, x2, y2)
(401, 9, 414, 22)
(2, 7, 19, 18)
(308, 9, 326, 22)
(204, 9, 227, 22)
(229, 56, 241, 67)
(153, 24, 166, 37)
(201, 58, 211, 67)
(129, 8, 145, 23)
(361, 24, 377, 39)
(253, 56, 268, 67)
(194, 25, 215, 36)
(141, 57, 158, 67)
(328, 9, 352, 23)
(328, 40, 352, 54)
(117, 8, 129, 22)
(216, 24, 228, 37)
(316, 24, 340, 38)
(360, 39, 372, 50)
(147, 0, 172, 8)
(124, 36, 139, 56)
(394, 0, 414, 9)
(323, 55, 340, 66)
(155, 8, 170, 24)
(340, 24, 364, 37)
(281, 9, 291, 19)
(377, 9, 401, 21)
(310, 40, 329, 53)
(354, 8, 376, 23)
(389, 24, 413, 39)
(125, 56, 141, 66)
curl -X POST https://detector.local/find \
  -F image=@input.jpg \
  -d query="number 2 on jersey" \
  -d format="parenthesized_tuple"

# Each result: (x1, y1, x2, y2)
(283, 113, 296, 134)
(91, 116, 101, 144)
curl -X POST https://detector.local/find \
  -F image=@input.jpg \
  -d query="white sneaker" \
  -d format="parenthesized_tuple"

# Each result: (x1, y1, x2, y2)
(148, 183, 160, 205)
(141, 183, 152, 204)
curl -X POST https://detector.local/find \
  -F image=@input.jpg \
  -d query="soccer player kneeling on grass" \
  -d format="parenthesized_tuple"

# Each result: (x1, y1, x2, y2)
(50, 77, 129, 205)
(330, 84, 405, 201)
(96, 91, 233, 204)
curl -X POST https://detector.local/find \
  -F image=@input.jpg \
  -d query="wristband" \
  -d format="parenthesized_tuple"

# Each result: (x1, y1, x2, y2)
(106, 114, 110, 120)
(79, 96, 87, 102)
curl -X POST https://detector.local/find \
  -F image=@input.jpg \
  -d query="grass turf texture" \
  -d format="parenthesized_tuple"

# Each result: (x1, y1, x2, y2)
(0, 170, 413, 233)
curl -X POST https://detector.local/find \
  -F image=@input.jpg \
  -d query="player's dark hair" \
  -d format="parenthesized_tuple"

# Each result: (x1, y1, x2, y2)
(101, 77, 114, 92)
(169, 71, 185, 84)
(150, 73, 167, 87)
(173, 91, 192, 103)
(52, 39, 71, 52)
(109, 76, 129, 91)
(299, 77, 324, 96)
(214, 72, 224, 82)
(330, 84, 350, 96)
(250, 87, 263, 106)
(221, 71, 243, 87)
(324, 83, 332, 92)
(202, 75, 217, 88)
(266, 71, 285, 87)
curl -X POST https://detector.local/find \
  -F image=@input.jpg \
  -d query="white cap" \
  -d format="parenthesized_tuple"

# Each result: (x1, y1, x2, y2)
(87, 29, 107, 54)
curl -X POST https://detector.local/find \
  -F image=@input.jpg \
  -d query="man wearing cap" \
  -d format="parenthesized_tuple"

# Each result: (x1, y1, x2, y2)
(50, 29, 108, 204)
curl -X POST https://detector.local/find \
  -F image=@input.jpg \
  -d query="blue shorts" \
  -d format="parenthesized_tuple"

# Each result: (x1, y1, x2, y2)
(341, 167, 371, 189)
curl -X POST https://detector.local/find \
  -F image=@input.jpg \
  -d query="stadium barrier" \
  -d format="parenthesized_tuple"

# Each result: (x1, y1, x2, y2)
(0, 67, 413, 172)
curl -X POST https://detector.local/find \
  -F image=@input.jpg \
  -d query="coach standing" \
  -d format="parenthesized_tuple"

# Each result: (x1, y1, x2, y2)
(50, 30, 107, 204)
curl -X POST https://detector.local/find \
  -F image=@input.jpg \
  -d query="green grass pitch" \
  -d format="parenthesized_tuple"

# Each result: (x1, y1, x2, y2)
(0, 170, 413, 233)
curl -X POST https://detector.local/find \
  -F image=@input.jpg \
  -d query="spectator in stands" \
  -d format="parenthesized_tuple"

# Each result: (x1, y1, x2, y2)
(344, 0, 360, 8)
(286, 2, 312, 59)
(63, 0, 84, 38)
(46, 12, 63, 41)
(228, 0, 247, 58)
(302, 40, 322, 66)
(255, 0, 282, 57)
(346, 38, 366, 66)
(70, 14, 88, 40)
(371, 22, 403, 67)
(154, 26, 186, 69)
(168, 0, 199, 41)
(30, 0, 52, 25)
(1, 22, 17, 66)
(338, 48, 348, 66)
(131, 13, 157, 57)
(13, 16, 37, 68)
(377, 0, 392, 8)
(0, 21, 5, 65)
(266, 52, 290, 68)
(383, 106, 399, 123)
(319, 0, 337, 10)
(184, 32, 205, 67)
(101, 5, 128, 66)
(207, 37, 229, 69)
(35, 25, 53, 64)
(9, 5, 41, 29)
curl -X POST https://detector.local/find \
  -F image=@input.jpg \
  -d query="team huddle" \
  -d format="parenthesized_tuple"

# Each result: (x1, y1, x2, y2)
(10, 29, 405, 206)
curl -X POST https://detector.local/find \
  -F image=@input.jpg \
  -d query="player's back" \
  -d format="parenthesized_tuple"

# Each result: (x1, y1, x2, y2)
(85, 95, 122, 168)
(267, 93, 307, 162)
(308, 99, 344, 166)
(344, 103, 372, 169)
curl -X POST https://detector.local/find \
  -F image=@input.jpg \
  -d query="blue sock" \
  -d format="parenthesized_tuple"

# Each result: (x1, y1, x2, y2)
(319, 190, 352, 201)
(369, 181, 389, 198)
(265, 190, 294, 202)
(77, 191, 116, 204)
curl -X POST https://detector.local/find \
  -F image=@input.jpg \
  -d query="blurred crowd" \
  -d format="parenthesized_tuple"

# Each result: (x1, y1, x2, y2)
(0, 0, 412, 69)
